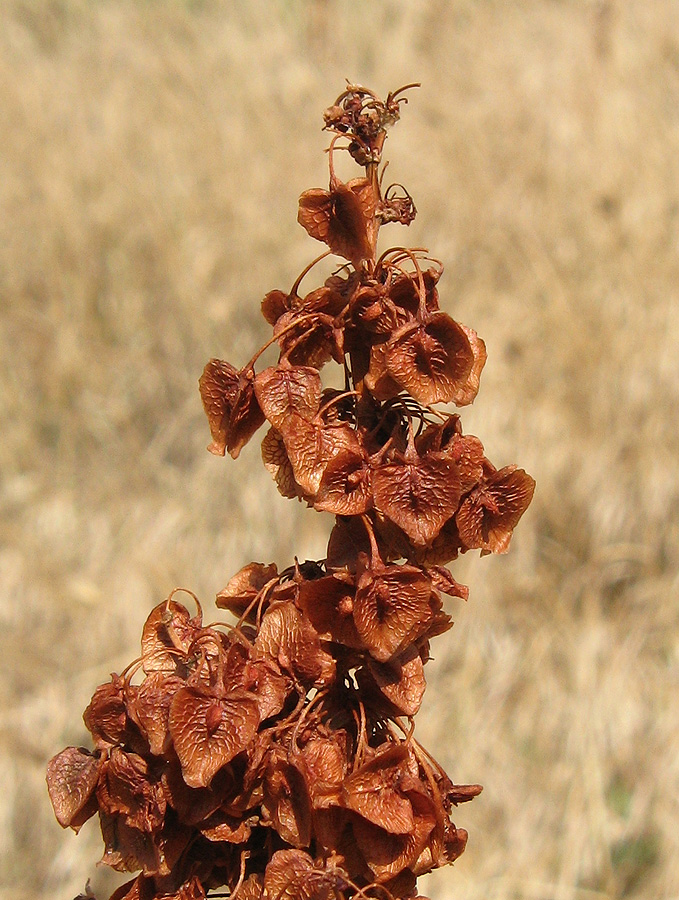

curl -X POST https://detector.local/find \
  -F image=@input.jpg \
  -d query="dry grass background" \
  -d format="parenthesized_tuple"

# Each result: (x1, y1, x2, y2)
(1, 1, 679, 898)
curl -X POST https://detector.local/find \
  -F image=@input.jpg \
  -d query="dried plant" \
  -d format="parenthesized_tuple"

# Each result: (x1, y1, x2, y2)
(47, 84, 534, 900)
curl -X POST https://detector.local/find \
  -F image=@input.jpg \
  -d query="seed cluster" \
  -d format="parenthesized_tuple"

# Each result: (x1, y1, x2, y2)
(47, 85, 534, 900)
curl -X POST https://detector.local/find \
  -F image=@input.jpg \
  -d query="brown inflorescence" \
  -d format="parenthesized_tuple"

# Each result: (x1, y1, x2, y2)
(48, 84, 534, 900)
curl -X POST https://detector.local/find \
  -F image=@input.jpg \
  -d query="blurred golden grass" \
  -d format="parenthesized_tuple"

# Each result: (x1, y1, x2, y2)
(1, 1, 679, 898)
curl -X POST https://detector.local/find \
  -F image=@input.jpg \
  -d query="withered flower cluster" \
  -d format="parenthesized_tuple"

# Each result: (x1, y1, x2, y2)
(48, 84, 534, 900)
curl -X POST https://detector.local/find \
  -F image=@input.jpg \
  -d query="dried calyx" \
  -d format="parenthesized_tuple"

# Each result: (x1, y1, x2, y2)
(48, 84, 534, 900)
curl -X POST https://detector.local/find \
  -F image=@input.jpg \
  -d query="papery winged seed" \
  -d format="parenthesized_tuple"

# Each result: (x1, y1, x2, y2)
(141, 599, 201, 674)
(341, 769, 414, 834)
(99, 812, 161, 875)
(314, 448, 373, 515)
(365, 341, 402, 401)
(385, 313, 474, 405)
(168, 687, 259, 788)
(131, 673, 183, 755)
(199, 360, 264, 459)
(282, 416, 359, 496)
(296, 574, 362, 649)
(298, 178, 376, 264)
(428, 565, 469, 600)
(353, 567, 432, 662)
(46, 747, 102, 830)
(254, 365, 322, 430)
(263, 752, 312, 847)
(261, 427, 301, 499)
(198, 359, 239, 456)
(300, 737, 347, 790)
(364, 648, 427, 716)
(106, 748, 166, 833)
(200, 810, 252, 843)
(372, 450, 460, 546)
(216, 561, 279, 612)
(83, 678, 128, 747)
(450, 325, 487, 406)
(227, 374, 267, 458)
(264, 849, 344, 900)
(262, 289, 291, 325)
(447, 434, 485, 494)
(456, 466, 535, 554)
(255, 602, 335, 686)
(274, 311, 339, 369)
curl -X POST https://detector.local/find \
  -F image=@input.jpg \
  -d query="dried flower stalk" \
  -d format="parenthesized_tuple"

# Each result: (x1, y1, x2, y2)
(48, 83, 535, 900)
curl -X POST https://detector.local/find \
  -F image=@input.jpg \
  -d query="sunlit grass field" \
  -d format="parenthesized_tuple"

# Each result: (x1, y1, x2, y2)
(2, 1, 679, 898)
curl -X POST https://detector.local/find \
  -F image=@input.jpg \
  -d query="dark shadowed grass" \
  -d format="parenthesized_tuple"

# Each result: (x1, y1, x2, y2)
(1, 1, 679, 898)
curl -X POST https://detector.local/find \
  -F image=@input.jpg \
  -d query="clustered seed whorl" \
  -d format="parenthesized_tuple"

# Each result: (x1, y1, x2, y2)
(47, 84, 534, 900)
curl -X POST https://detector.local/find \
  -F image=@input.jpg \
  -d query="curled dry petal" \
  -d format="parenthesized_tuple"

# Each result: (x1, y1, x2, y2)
(46, 747, 102, 830)
(456, 466, 535, 554)
(168, 687, 260, 788)
(298, 178, 377, 265)
(385, 313, 474, 405)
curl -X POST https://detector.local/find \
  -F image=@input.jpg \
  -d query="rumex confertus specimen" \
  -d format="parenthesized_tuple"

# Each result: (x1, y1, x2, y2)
(48, 83, 534, 900)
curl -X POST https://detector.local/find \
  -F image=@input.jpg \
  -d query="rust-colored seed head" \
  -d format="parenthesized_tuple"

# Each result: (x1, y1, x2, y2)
(48, 84, 533, 900)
